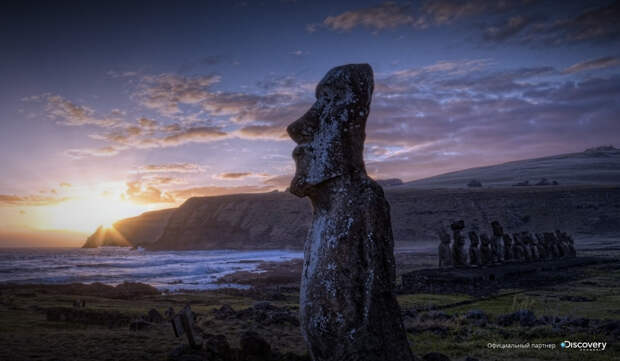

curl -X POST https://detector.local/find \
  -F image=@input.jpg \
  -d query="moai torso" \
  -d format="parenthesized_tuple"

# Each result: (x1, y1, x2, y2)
(527, 233, 540, 261)
(451, 220, 468, 267)
(438, 229, 453, 268)
(287, 64, 413, 361)
(468, 231, 481, 266)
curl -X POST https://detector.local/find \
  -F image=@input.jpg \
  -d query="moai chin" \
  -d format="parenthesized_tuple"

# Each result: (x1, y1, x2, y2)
(468, 231, 482, 266)
(450, 220, 468, 267)
(438, 228, 453, 268)
(287, 64, 414, 361)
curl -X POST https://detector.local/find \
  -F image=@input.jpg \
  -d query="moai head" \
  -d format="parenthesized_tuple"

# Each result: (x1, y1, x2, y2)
(512, 233, 521, 245)
(468, 231, 480, 246)
(287, 64, 374, 197)
(450, 220, 465, 232)
(491, 221, 503, 237)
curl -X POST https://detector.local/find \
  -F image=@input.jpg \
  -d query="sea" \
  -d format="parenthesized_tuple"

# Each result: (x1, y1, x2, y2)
(0, 247, 303, 291)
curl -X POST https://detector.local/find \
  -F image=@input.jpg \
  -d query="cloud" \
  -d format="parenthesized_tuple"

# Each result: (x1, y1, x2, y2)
(65, 146, 121, 159)
(563, 56, 620, 74)
(45, 95, 124, 127)
(0, 194, 69, 206)
(322, 2, 415, 31)
(136, 163, 206, 173)
(420, 0, 493, 25)
(214, 172, 270, 180)
(135, 73, 221, 116)
(483, 15, 534, 42)
(486, 1, 620, 45)
(161, 126, 228, 145)
(122, 181, 175, 204)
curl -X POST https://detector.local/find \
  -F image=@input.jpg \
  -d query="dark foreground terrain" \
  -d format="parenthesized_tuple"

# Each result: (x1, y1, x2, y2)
(1, 237, 619, 361)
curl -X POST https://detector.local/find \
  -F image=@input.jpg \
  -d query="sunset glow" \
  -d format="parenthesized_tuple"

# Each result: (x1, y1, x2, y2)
(1, 0, 619, 246)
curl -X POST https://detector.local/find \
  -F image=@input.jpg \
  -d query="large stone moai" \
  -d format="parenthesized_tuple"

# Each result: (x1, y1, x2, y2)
(438, 228, 453, 268)
(490, 221, 504, 263)
(468, 231, 482, 266)
(287, 64, 413, 361)
(556, 230, 577, 258)
(451, 220, 468, 267)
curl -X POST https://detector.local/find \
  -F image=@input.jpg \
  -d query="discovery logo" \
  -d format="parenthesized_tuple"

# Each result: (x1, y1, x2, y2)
(561, 340, 607, 351)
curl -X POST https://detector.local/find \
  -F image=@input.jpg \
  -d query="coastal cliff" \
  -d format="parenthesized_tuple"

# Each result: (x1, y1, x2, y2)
(83, 148, 620, 250)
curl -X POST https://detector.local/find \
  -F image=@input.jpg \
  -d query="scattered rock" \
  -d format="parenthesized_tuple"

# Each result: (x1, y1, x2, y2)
(147, 308, 164, 323)
(129, 319, 152, 331)
(240, 330, 272, 361)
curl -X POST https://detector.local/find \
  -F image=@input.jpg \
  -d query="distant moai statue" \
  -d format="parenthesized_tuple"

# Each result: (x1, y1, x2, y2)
(468, 231, 482, 266)
(437, 228, 453, 268)
(479, 233, 493, 265)
(551, 232, 566, 257)
(556, 230, 576, 257)
(502, 234, 513, 261)
(543, 232, 561, 258)
(526, 232, 540, 261)
(451, 220, 468, 267)
(520, 232, 533, 262)
(534, 233, 548, 259)
(511, 233, 526, 262)
(490, 221, 505, 263)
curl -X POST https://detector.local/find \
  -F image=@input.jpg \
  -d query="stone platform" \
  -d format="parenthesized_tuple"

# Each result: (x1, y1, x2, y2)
(400, 257, 617, 296)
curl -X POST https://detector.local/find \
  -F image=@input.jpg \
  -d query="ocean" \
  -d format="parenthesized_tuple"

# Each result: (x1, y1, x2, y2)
(0, 247, 303, 291)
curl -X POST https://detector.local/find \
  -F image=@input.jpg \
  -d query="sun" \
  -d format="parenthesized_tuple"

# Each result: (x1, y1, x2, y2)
(38, 194, 153, 233)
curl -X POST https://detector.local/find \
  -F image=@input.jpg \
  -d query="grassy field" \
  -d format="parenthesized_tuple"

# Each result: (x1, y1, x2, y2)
(0, 257, 619, 361)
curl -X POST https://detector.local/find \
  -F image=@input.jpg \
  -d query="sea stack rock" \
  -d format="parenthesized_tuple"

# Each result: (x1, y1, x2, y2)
(287, 64, 414, 361)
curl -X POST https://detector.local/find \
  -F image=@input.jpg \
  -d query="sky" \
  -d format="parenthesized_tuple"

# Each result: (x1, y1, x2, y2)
(1, 0, 619, 246)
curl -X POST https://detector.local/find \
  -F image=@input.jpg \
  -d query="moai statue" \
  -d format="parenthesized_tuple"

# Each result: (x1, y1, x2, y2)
(511, 233, 526, 262)
(502, 234, 513, 261)
(468, 231, 482, 266)
(550, 232, 565, 257)
(520, 232, 533, 262)
(451, 220, 468, 267)
(535, 233, 548, 259)
(479, 233, 493, 265)
(438, 228, 453, 268)
(287, 64, 414, 361)
(564, 232, 577, 257)
(543, 232, 560, 258)
(556, 230, 576, 258)
(527, 232, 540, 261)
(490, 221, 504, 263)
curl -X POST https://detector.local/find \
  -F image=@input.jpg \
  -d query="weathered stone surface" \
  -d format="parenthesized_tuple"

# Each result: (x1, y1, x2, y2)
(491, 221, 504, 263)
(287, 64, 413, 361)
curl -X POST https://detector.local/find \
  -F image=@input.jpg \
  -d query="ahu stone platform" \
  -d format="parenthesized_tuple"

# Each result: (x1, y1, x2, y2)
(400, 256, 616, 296)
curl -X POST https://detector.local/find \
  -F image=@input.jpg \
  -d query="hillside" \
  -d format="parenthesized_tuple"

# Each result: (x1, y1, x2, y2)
(400, 146, 620, 189)
(83, 147, 620, 250)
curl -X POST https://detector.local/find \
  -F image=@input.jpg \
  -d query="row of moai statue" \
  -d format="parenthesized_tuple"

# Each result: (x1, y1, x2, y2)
(438, 220, 577, 268)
